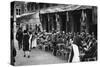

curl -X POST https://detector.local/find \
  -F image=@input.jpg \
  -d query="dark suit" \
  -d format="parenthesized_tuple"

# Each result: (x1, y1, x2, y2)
(16, 30, 23, 50)
(23, 33, 30, 51)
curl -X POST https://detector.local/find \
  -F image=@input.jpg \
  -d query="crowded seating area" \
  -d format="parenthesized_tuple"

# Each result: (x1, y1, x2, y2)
(28, 29, 97, 62)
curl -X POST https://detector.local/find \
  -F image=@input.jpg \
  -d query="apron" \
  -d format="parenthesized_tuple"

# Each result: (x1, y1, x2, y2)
(72, 44, 80, 62)
(32, 38, 37, 48)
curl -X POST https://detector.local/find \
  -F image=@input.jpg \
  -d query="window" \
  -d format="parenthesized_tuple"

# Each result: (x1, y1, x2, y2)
(19, 9, 21, 15)
(16, 8, 21, 15)
(16, 9, 18, 15)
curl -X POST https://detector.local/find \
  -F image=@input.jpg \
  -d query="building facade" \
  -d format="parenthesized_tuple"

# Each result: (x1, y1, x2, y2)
(11, 1, 97, 36)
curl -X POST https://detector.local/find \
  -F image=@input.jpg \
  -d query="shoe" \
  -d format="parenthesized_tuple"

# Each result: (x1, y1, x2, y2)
(29, 50, 31, 52)
(28, 55, 30, 58)
(24, 55, 26, 57)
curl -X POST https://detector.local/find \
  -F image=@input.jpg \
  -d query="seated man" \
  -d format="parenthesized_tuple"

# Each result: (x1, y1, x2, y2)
(81, 38, 97, 61)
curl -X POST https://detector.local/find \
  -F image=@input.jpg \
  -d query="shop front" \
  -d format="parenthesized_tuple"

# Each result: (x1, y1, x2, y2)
(39, 5, 97, 35)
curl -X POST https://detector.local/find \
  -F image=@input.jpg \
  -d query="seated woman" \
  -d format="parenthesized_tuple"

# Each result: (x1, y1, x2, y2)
(23, 30, 30, 58)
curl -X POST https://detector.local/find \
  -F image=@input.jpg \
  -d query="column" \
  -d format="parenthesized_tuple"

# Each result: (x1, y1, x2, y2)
(44, 14, 46, 31)
(47, 14, 50, 32)
(52, 14, 54, 31)
(66, 12, 68, 33)
(14, 3, 17, 46)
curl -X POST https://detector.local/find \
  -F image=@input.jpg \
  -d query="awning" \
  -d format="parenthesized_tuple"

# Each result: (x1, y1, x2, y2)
(16, 11, 41, 25)
(40, 5, 92, 14)
(16, 12, 36, 18)
(16, 5, 92, 18)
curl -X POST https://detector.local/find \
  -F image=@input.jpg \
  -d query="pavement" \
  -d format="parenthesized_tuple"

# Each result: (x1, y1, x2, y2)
(14, 39, 67, 66)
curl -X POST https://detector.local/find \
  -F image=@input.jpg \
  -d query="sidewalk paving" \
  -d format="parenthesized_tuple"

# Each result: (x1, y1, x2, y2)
(14, 39, 67, 66)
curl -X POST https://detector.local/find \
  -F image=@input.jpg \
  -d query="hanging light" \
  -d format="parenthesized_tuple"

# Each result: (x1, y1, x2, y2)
(82, 10, 87, 22)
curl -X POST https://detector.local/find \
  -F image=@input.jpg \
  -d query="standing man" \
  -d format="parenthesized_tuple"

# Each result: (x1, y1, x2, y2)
(16, 28, 23, 50)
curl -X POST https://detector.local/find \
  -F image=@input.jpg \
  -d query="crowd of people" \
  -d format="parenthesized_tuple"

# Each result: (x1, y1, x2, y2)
(15, 26, 97, 64)
(37, 30, 97, 62)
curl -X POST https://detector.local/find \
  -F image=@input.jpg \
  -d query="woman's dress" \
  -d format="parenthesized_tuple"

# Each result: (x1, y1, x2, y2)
(23, 34, 30, 51)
